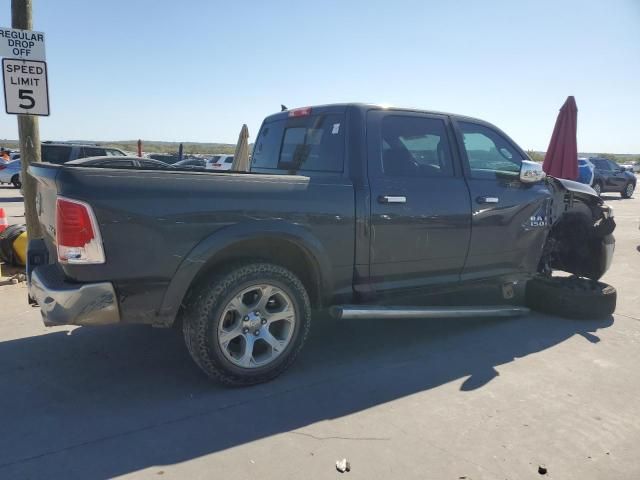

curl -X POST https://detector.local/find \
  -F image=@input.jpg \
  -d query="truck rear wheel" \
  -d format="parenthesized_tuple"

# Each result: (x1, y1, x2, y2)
(525, 276, 616, 320)
(183, 262, 311, 385)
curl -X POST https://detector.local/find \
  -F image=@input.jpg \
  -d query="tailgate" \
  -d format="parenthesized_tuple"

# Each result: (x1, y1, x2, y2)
(29, 163, 60, 254)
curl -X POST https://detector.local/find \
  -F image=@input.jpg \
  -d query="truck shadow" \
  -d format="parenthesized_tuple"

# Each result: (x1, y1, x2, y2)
(0, 312, 613, 478)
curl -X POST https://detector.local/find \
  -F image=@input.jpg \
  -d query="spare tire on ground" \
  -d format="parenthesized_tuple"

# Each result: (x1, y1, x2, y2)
(526, 275, 616, 320)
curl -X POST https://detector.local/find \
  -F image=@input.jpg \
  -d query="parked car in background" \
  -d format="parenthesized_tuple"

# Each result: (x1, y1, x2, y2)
(590, 157, 636, 198)
(577, 158, 594, 186)
(65, 156, 173, 169)
(206, 154, 234, 170)
(174, 158, 207, 169)
(41, 142, 127, 165)
(148, 153, 181, 164)
(0, 159, 21, 188)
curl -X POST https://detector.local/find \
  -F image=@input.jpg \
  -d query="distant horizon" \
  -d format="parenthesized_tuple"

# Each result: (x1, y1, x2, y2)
(1, 138, 638, 158)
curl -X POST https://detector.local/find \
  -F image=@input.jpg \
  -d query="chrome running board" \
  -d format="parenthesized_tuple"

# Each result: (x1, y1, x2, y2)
(331, 305, 530, 320)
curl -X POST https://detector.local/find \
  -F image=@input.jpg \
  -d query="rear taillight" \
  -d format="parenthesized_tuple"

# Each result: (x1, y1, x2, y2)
(56, 197, 105, 264)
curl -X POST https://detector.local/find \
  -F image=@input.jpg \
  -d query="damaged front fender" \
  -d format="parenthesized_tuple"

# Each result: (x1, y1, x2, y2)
(539, 177, 616, 280)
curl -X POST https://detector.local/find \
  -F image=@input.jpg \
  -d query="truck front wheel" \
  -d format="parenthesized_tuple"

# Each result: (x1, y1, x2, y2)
(183, 262, 311, 385)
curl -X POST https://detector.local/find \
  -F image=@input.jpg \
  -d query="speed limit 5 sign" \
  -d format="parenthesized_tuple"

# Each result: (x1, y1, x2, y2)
(2, 58, 49, 116)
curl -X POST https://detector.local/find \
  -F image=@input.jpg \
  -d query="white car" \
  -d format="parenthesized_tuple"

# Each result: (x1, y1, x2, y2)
(206, 154, 234, 171)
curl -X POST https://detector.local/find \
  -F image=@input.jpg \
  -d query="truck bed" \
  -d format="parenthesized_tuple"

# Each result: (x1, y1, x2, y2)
(30, 162, 356, 324)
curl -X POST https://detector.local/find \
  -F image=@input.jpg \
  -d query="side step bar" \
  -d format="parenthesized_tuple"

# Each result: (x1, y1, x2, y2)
(331, 305, 530, 320)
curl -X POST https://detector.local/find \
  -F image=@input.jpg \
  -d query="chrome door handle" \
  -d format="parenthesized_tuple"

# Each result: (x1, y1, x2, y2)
(379, 195, 407, 204)
(476, 196, 499, 204)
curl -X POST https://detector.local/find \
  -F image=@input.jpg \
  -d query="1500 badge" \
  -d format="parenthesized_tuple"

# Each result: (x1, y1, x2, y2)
(530, 215, 547, 227)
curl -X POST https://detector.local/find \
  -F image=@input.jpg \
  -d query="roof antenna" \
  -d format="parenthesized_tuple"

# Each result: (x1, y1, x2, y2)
(281, 104, 288, 112)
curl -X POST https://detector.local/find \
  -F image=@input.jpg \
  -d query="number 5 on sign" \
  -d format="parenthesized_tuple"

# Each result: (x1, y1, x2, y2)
(2, 58, 49, 116)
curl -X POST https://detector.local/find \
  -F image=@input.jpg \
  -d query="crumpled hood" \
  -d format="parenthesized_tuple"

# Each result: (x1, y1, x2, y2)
(552, 177, 600, 201)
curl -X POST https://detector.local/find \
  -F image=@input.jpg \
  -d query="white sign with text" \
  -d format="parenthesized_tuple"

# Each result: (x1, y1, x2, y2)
(2, 58, 49, 116)
(0, 27, 46, 60)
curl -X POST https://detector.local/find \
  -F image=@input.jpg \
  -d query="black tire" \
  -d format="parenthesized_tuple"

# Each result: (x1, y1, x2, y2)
(592, 181, 602, 196)
(11, 175, 21, 189)
(621, 182, 634, 199)
(182, 262, 311, 386)
(526, 276, 616, 320)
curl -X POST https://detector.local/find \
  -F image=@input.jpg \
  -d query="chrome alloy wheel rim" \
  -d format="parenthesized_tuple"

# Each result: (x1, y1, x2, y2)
(217, 284, 296, 368)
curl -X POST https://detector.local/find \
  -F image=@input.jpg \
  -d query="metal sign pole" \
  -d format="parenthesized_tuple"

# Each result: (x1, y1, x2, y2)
(11, 0, 42, 238)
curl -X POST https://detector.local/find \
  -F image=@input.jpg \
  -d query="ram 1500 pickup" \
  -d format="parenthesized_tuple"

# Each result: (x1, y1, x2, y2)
(28, 103, 616, 385)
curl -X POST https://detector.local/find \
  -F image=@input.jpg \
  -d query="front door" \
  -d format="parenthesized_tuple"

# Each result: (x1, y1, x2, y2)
(453, 120, 552, 280)
(367, 111, 471, 293)
(605, 159, 628, 190)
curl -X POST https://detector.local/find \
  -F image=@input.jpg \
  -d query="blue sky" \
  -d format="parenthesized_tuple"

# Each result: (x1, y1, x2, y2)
(1, 0, 639, 152)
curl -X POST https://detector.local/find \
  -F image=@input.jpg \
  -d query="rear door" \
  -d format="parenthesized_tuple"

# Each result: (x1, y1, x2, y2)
(453, 119, 551, 279)
(366, 110, 471, 292)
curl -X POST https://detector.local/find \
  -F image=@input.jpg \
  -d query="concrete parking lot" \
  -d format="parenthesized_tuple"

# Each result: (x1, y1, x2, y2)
(0, 182, 639, 479)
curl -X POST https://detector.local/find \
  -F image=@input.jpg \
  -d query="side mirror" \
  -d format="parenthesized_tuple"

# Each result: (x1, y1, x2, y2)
(520, 160, 546, 183)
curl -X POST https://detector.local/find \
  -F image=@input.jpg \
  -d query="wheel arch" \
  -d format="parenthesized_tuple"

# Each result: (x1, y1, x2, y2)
(157, 221, 332, 327)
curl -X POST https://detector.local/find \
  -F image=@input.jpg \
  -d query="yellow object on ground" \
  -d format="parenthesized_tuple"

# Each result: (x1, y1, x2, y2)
(13, 231, 27, 266)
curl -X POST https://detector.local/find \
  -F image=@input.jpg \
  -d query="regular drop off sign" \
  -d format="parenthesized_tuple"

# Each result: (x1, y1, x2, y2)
(2, 58, 49, 116)
(0, 28, 46, 60)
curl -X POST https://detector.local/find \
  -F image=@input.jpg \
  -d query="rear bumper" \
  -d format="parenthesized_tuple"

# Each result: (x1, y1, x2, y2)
(29, 264, 120, 327)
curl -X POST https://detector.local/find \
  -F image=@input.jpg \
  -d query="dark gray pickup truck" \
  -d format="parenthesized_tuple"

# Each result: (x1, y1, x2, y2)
(28, 103, 616, 385)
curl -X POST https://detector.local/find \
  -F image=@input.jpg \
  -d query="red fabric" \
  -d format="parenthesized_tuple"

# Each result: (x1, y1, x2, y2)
(542, 96, 578, 180)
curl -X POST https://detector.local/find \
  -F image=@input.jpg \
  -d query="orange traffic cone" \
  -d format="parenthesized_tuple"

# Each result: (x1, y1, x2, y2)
(0, 208, 7, 233)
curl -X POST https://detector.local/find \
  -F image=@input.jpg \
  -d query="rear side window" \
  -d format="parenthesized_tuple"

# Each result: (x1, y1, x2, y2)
(41, 145, 72, 164)
(380, 115, 454, 177)
(225, 157, 234, 163)
(81, 147, 106, 158)
(252, 113, 345, 173)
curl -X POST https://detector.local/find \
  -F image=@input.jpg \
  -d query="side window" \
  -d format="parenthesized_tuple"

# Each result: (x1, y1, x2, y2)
(594, 159, 610, 171)
(81, 147, 106, 158)
(225, 157, 234, 164)
(608, 160, 620, 171)
(458, 122, 524, 179)
(380, 115, 453, 177)
(105, 149, 123, 157)
(41, 145, 72, 164)
(252, 113, 345, 173)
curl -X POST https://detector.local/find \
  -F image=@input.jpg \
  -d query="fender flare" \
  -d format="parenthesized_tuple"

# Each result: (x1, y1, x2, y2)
(155, 221, 333, 326)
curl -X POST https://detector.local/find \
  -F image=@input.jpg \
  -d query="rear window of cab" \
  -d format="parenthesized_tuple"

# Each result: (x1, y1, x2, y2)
(252, 113, 345, 173)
